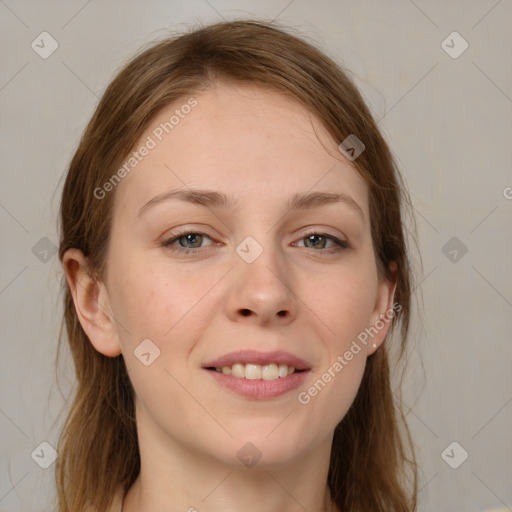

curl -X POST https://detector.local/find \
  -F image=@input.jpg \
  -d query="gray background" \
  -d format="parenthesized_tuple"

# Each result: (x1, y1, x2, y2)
(1, 1, 511, 511)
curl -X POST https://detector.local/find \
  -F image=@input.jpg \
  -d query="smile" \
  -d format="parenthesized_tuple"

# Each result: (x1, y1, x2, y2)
(207, 362, 303, 380)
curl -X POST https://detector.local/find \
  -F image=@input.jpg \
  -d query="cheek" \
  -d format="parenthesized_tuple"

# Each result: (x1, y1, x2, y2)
(311, 256, 377, 422)
(109, 254, 218, 342)
(297, 335, 367, 437)
(312, 260, 378, 345)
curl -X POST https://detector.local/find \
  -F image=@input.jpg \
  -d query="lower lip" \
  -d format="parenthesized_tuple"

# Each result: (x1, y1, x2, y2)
(204, 369, 310, 399)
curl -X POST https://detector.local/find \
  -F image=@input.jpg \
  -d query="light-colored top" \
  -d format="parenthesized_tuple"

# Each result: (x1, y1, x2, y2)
(108, 488, 124, 512)
(83, 488, 124, 512)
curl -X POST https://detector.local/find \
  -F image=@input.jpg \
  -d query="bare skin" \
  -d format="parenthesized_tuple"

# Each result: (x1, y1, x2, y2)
(63, 80, 396, 512)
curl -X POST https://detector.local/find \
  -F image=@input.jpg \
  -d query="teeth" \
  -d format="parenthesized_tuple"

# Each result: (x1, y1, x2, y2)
(215, 363, 297, 380)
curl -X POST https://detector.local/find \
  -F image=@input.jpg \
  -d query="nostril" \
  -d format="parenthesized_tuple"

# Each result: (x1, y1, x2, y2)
(277, 310, 287, 317)
(240, 309, 251, 316)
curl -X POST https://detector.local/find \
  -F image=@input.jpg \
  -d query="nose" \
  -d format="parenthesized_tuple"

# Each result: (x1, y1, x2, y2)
(225, 240, 298, 326)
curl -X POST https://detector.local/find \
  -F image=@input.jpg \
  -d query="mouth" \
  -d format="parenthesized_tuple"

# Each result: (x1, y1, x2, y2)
(205, 363, 307, 380)
(203, 365, 311, 400)
(202, 349, 311, 378)
(201, 349, 312, 397)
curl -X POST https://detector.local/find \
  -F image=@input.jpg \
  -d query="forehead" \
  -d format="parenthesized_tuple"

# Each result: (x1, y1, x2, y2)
(112, 81, 369, 220)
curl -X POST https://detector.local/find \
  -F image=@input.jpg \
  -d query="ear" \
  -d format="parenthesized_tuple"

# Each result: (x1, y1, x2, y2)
(366, 261, 398, 356)
(62, 248, 122, 357)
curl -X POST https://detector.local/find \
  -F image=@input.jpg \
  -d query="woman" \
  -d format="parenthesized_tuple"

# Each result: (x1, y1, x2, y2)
(56, 19, 418, 512)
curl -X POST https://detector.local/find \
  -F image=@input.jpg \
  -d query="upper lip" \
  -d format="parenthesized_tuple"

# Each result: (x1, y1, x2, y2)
(202, 349, 311, 370)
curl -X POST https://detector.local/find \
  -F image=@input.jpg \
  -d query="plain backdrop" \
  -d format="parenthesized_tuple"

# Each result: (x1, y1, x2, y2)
(0, 1, 511, 511)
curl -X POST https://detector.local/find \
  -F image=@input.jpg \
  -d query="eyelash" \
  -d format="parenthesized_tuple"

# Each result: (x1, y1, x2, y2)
(161, 229, 351, 255)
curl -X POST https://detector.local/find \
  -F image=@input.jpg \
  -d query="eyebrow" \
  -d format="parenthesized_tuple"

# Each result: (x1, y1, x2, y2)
(136, 188, 365, 221)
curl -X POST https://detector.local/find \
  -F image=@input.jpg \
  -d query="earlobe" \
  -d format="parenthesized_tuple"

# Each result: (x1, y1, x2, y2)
(367, 261, 398, 356)
(62, 248, 122, 357)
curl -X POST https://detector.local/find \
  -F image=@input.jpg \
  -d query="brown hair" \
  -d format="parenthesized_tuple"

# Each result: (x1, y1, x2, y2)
(56, 19, 419, 512)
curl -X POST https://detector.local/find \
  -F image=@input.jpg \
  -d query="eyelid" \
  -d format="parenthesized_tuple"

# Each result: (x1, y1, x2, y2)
(161, 227, 351, 254)
(293, 229, 351, 250)
(161, 228, 216, 249)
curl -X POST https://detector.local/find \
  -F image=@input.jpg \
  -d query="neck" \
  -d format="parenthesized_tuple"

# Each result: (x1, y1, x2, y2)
(121, 399, 339, 512)
(123, 469, 337, 512)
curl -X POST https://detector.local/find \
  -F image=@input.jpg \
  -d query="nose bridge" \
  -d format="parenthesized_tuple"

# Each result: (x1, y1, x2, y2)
(227, 232, 297, 324)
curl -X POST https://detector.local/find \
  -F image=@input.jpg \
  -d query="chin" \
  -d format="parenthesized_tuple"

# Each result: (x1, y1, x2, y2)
(213, 430, 311, 470)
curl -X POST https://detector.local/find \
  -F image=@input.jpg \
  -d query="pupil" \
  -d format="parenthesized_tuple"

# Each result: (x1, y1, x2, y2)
(181, 234, 202, 248)
(306, 235, 325, 248)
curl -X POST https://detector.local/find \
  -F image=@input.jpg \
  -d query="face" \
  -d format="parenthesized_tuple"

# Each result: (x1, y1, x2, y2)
(90, 81, 395, 468)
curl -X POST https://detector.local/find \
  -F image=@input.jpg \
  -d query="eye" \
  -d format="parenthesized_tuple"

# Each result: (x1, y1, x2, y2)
(294, 232, 350, 252)
(160, 229, 350, 255)
(161, 230, 215, 252)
